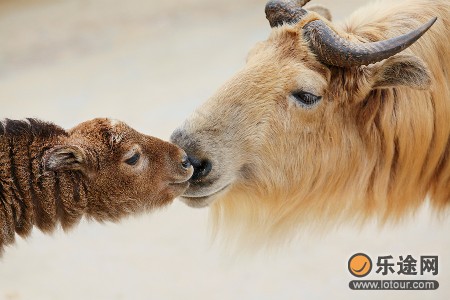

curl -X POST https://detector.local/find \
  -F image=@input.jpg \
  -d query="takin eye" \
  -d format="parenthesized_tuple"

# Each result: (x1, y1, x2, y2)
(125, 153, 140, 166)
(291, 91, 322, 108)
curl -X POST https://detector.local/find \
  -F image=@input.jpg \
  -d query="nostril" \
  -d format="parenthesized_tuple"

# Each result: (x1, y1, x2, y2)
(181, 155, 191, 170)
(189, 156, 212, 181)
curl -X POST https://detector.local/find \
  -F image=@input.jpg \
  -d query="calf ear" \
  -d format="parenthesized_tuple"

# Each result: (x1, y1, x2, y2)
(306, 5, 332, 21)
(371, 54, 431, 90)
(43, 145, 86, 172)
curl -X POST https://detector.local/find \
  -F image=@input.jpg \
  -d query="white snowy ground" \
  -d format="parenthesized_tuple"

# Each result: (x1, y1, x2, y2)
(0, 0, 449, 299)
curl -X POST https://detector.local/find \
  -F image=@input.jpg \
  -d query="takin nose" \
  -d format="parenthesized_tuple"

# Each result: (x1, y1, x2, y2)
(170, 128, 212, 182)
(187, 155, 212, 181)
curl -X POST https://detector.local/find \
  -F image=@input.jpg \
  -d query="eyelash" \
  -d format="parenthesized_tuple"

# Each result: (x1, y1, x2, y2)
(291, 91, 322, 108)
(125, 153, 140, 166)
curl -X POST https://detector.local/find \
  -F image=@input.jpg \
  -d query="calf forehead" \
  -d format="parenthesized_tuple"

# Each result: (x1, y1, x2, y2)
(70, 118, 135, 147)
(109, 118, 122, 127)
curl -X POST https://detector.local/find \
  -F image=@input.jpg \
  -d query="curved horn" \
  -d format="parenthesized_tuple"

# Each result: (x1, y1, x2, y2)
(303, 18, 437, 67)
(265, 0, 308, 27)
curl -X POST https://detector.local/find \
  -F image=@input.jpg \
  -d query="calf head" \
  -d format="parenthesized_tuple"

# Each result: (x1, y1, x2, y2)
(44, 118, 193, 219)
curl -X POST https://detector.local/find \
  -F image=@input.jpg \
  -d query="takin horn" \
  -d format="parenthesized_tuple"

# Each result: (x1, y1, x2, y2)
(265, 0, 309, 27)
(265, 0, 437, 67)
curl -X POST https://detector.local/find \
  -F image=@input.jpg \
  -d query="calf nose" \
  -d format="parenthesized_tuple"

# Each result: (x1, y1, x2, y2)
(188, 156, 212, 181)
(181, 155, 191, 170)
(168, 149, 193, 183)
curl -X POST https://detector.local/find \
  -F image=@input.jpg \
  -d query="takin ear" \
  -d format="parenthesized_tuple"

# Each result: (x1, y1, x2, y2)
(43, 145, 87, 172)
(306, 4, 332, 21)
(371, 54, 432, 90)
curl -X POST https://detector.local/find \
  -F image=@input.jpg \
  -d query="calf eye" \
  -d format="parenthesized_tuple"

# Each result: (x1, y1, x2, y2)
(291, 91, 322, 108)
(125, 153, 140, 166)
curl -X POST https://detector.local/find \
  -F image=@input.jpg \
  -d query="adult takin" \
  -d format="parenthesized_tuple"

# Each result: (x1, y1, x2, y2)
(0, 118, 193, 254)
(171, 0, 450, 246)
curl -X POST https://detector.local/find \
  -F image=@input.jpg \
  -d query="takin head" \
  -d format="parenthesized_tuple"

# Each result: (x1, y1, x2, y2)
(171, 0, 448, 246)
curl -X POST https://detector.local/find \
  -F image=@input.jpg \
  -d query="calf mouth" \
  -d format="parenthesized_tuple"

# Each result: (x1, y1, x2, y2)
(167, 180, 191, 196)
(167, 165, 194, 195)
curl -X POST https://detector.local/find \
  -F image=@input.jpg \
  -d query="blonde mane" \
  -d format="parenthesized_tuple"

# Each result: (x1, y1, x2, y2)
(210, 0, 450, 248)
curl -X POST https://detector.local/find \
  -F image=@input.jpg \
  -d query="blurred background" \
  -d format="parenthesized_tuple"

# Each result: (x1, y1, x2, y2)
(0, 0, 449, 299)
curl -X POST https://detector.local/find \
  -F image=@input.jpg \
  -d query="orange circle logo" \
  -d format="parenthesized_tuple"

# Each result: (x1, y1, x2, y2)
(348, 253, 372, 277)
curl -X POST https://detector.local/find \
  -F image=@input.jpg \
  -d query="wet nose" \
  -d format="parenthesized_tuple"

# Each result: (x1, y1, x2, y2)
(168, 148, 193, 183)
(170, 128, 212, 181)
(181, 155, 191, 170)
(188, 156, 212, 181)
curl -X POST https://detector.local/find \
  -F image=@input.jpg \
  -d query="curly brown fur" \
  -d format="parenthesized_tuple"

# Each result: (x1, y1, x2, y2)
(0, 118, 192, 255)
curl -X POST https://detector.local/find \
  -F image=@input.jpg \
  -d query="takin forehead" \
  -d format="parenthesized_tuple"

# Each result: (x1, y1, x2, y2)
(248, 25, 329, 79)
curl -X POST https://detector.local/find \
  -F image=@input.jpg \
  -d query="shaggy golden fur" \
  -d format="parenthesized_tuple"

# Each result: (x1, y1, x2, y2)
(171, 0, 449, 247)
(0, 118, 192, 254)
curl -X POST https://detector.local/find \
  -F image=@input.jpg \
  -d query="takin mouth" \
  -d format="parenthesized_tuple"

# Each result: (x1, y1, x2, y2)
(181, 184, 231, 203)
